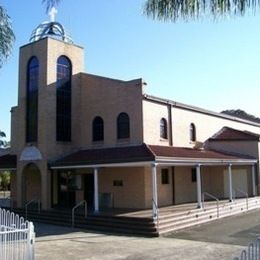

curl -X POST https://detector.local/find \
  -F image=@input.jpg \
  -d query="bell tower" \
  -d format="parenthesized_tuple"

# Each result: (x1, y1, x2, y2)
(12, 8, 84, 209)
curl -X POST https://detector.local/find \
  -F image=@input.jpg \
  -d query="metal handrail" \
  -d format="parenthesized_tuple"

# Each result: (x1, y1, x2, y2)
(6, 196, 13, 209)
(152, 198, 159, 229)
(233, 188, 248, 210)
(202, 192, 219, 218)
(25, 198, 41, 220)
(72, 200, 87, 228)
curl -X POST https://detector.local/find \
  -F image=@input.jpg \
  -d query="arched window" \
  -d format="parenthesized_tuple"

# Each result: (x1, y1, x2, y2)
(56, 56, 72, 141)
(93, 116, 104, 141)
(117, 113, 130, 139)
(190, 123, 196, 142)
(160, 118, 168, 139)
(26, 57, 39, 142)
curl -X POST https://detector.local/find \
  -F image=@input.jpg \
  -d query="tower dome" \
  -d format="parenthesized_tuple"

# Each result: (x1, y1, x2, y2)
(29, 7, 73, 44)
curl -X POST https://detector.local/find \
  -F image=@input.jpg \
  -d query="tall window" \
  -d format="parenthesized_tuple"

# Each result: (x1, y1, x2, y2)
(117, 112, 130, 139)
(190, 123, 196, 142)
(26, 57, 39, 142)
(56, 56, 72, 141)
(92, 116, 104, 141)
(160, 118, 168, 139)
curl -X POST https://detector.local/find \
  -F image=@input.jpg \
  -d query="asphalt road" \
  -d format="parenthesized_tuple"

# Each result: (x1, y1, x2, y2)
(167, 208, 260, 246)
(34, 209, 260, 259)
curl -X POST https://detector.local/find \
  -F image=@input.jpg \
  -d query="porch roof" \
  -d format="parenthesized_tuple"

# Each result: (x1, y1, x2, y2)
(149, 145, 256, 165)
(50, 144, 256, 169)
(0, 154, 17, 170)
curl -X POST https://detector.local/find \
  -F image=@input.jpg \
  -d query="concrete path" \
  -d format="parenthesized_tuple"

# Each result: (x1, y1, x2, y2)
(34, 209, 260, 259)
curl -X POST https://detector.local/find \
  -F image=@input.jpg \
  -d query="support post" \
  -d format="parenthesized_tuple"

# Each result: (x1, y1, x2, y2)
(94, 168, 99, 212)
(196, 164, 202, 208)
(151, 163, 158, 219)
(228, 164, 233, 202)
(252, 164, 256, 197)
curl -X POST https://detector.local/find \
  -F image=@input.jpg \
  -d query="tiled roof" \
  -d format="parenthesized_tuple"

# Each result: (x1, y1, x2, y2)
(0, 154, 17, 169)
(52, 144, 154, 167)
(148, 145, 250, 160)
(51, 144, 254, 168)
(209, 127, 260, 141)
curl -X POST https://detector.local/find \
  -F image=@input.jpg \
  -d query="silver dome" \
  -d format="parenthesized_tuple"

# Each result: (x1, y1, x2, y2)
(29, 21, 73, 43)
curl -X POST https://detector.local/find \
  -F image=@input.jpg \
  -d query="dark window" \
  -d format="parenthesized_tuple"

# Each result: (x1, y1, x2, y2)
(160, 118, 168, 139)
(117, 112, 130, 139)
(191, 168, 197, 182)
(113, 180, 123, 187)
(56, 56, 72, 141)
(161, 169, 169, 184)
(190, 123, 196, 142)
(93, 116, 104, 141)
(26, 57, 39, 142)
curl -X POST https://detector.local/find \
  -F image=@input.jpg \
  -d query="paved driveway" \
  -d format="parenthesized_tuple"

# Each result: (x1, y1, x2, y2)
(34, 209, 260, 260)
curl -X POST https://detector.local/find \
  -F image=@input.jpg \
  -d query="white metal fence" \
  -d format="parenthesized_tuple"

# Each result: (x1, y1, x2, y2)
(0, 208, 35, 260)
(234, 237, 260, 260)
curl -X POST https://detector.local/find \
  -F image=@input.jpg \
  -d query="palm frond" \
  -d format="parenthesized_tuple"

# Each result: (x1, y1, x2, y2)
(0, 131, 6, 138)
(42, 0, 61, 13)
(144, 0, 260, 21)
(0, 6, 15, 68)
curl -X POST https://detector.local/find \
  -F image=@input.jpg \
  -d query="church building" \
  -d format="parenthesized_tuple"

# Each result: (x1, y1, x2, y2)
(1, 11, 260, 233)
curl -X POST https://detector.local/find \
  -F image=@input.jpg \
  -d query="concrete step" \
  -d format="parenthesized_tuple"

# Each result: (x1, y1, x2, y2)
(158, 199, 260, 234)
(9, 207, 158, 237)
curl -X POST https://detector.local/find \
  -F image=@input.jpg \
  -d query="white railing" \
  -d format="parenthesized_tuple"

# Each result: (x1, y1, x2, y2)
(0, 208, 35, 260)
(152, 198, 159, 229)
(234, 237, 260, 259)
(233, 188, 248, 210)
(202, 192, 219, 218)
(25, 199, 41, 220)
(72, 200, 87, 228)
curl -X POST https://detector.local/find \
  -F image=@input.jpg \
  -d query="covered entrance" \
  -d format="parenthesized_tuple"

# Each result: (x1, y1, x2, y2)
(22, 163, 41, 205)
(55, 170, 95, 209)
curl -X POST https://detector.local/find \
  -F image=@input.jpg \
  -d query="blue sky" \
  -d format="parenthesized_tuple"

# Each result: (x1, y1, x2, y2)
(1, 0, 260, 140)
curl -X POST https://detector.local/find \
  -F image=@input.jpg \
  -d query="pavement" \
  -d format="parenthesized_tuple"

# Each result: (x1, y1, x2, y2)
(34, 209, 260, 260)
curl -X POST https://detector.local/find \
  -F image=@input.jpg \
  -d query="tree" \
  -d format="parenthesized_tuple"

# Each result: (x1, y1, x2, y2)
(0, 0, 57, 69)
(144, 0, 258, 22)
(0, 6, 15, 68)
(0, 171, 10, 191)
(221, 109, 260, 123)
(0, 130, 6, 147)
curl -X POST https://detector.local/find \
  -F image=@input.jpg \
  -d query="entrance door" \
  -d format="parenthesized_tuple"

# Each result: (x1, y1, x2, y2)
(84, 174, 94, 210)
(58, 172, 76, 208)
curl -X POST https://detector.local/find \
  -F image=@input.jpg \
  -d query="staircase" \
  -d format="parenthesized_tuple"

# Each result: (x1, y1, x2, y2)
(158, 197, 260, 235)
(9, 207, 158, 237)
(6, 197, 260, 237)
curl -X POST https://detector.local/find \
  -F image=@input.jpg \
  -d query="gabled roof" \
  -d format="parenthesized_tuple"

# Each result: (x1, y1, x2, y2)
(50, 143, 255, 169)
(208, 127, 260, 141)
(0, 154, 17, 170)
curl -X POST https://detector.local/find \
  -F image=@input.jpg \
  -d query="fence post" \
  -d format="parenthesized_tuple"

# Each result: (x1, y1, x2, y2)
(27, 222, 35, 260)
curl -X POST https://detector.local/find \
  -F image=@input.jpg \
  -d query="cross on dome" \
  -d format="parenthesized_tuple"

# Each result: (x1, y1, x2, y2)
(49, 7, 58, 22)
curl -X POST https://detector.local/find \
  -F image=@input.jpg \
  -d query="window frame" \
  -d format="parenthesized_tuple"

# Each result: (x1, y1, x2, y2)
(92, 116, 104, 142)
(160, 118, 168, 139)
(191, 168, 197, 183)
(56, 55, 72, 142)
(117, 112, 130, 139)
(26, 56, 39, 143)
(161, 168, 170, 185)
(190, 123, 196, 142)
